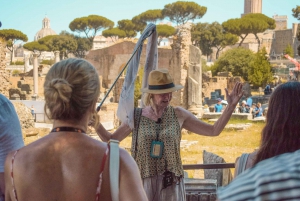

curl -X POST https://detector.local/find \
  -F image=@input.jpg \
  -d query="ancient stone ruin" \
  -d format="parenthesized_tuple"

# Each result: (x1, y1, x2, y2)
(0, 38, 12, 97)
(86, 23, 203, 124)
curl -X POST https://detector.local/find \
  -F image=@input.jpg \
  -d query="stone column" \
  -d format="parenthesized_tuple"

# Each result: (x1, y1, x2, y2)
(32, 53, 38, 98)
(54, 51, 60, 63)
(187, 45, 203, 116)
(24, 53, 30, 72)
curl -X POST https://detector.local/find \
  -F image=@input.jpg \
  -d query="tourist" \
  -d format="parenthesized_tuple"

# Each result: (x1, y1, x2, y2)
(264, 84, 272, 95)
(93, 68, 243, 201)
(203, 104, 209, 113)
(250, 103, 256, 118)
(4, 58, 147, 201)
(245, 104, 250, 113)
(218, 150, 300, 200)
(232, 82, 300, 178)
(0, 94, 24, 201)
(238, 100, 247, 113)
(214, 98, 223, 113)
(254, 102, 263, 118)
(30, 105, 35, 117)
(246, 95, 253, 107)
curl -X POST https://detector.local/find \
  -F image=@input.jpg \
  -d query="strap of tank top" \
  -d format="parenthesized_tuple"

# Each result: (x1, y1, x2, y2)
(11, 150, 19, 201)
(109, 139, 120, 201)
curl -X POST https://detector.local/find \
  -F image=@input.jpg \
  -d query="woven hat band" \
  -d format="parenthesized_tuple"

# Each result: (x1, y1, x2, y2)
(148, 83, 175, 90)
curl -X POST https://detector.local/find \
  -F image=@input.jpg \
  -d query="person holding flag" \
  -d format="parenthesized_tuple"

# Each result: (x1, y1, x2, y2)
(93, 69, 243, 201)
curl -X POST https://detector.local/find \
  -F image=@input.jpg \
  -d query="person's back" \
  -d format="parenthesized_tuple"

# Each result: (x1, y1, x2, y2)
(4, 58, 147, 201)
(0, 94, 24, 200)
(218, 149, 300, 201)
(5, 131, 144, 201)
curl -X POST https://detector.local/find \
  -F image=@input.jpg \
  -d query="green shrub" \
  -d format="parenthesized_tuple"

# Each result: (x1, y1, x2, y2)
(10, 61, 25, 65)
(12, 70, 21, 76)
(40, 59, 55, 65)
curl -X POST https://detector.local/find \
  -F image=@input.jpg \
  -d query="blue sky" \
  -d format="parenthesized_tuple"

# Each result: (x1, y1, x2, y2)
(0, 0, 299, 43)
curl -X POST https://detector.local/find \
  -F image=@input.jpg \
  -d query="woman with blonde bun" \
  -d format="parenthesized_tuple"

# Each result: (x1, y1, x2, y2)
(4, 58, 147, 201)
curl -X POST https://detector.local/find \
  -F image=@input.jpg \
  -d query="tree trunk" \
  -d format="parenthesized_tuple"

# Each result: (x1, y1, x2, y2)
(238, 34, 248, 47)
(254, 34, 261, 51)
(216, 47, 223, 59)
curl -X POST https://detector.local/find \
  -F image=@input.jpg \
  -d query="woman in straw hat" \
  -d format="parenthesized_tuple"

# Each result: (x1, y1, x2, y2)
(4, 58, 147, 201)
(94, 68, 243, 201)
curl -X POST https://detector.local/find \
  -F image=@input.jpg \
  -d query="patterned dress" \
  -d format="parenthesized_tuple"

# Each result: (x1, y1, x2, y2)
(131, 106, 186, 201)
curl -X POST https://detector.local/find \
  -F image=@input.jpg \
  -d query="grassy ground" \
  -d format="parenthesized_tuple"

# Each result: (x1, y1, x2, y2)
(119, 119, 264, 178)
(25, 119, 264, 179)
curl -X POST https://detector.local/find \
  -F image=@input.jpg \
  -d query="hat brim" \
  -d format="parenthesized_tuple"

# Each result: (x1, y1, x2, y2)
(141, 85, 183, 94)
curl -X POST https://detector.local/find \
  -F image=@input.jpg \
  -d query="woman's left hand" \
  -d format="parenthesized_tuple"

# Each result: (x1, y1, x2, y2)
(225, 82, 244, 106)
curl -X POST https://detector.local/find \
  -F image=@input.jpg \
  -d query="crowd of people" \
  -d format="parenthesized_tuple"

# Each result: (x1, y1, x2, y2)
(212, 97, 264, 119)
(1, 58, 300, 201)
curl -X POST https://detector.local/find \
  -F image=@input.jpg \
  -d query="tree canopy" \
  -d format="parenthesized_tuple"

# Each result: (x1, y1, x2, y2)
(292, 6, 300, 20)
(69, 15, 114, 42)
(156, 24, 176, 45)
(38, 34, 77, 59)
(192, 22, 239, 59)
(0, 29, 28, 62)
(117, 19, 137, 38)
(137, 9, 164, 24)
(222, 13, 275, 50)
(162, 1, 207, 25)
(132, 9, 164, 33)
(248, 47, 273, 87)
(211, 47, 255, 81)
(283, 44, 294, 58)
(23, 41, 49, 56)
(102, 28, 126, 42)
(60, 31, 92, 58)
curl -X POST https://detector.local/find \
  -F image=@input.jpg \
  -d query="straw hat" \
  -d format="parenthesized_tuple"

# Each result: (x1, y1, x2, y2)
(141, 68, 183, 94)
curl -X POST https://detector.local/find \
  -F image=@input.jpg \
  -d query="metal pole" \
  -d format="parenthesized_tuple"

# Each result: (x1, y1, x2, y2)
(96, 43, 143, 112)
(96, 29, 155, 112)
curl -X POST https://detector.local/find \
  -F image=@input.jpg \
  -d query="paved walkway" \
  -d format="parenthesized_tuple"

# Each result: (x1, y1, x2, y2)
(35, 122, 53, 129)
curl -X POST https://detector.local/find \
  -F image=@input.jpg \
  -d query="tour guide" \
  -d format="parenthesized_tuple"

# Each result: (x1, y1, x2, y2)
(93, 68, 243, 201)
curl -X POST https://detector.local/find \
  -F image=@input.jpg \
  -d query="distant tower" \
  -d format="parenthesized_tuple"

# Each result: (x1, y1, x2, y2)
(243, 0, 262, 16)
(34, 17, 57, 41)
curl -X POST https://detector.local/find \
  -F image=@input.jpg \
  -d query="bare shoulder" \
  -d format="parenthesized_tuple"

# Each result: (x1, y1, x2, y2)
(174, 106, 197, 121)
(119, 147, 136, 168)
(174, 106, 191, 118)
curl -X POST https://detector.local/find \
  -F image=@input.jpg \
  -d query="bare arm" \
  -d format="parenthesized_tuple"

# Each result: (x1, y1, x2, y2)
(94, 122, 113, 142)
(177, 82, 243, 136)
(94, 121, 132, 142)
(4, 152, 13, 201)
(119, 149, 147, 201)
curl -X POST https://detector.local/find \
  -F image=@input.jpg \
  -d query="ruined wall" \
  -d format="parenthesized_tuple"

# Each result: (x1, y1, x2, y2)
(0, 38, 12, 97)
(202, 76, 228, 100)
(86, 41, 183, 106)
(85, 26, 202, 115)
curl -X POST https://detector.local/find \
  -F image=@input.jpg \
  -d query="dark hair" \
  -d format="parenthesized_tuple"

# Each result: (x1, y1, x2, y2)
(44, 58, 100, 121)
(254, 82, 300, 165)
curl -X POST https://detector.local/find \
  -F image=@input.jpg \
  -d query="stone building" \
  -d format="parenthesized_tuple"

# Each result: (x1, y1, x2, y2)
(273, 15, 288, 30)
(242, 0, 262, 16)
(270, 23, 300, 58)
(86, 23, 203, 115)
(34, 17, 57, 41)
(92, 35, 115, 50)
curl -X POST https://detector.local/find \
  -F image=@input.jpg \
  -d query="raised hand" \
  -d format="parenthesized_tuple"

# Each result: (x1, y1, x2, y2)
(225, 82, 244, 106)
